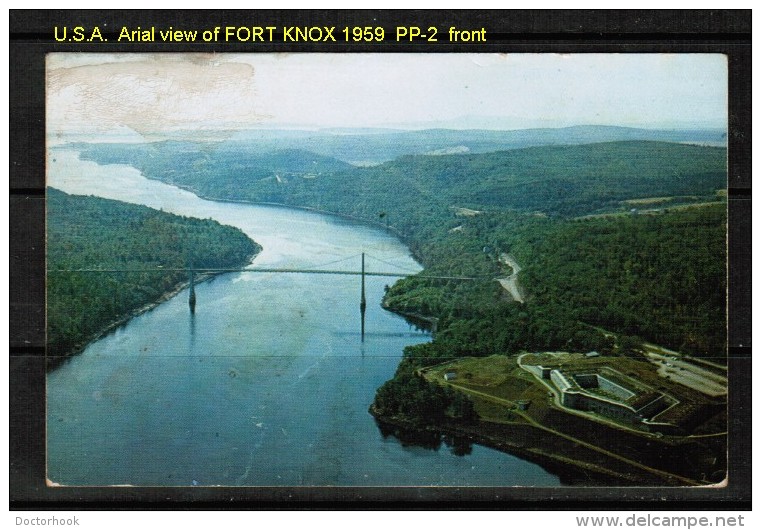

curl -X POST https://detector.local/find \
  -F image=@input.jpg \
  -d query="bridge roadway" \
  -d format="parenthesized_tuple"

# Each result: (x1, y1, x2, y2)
(47, 267, 481, 281)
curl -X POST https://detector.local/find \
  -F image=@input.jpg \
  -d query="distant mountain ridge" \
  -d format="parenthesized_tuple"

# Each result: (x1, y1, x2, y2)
(222, 125, 727, 164)
(64, 125, 726, 166)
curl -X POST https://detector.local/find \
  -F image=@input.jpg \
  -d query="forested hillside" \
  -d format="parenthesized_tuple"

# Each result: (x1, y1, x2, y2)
(78, 140, 725, 222)
(70, 139, 727, 363)
(47, 188, 260, 365)
(313, 141, 725, 217)
(384, 205, 726, 362)
(76, 142, 353, 197)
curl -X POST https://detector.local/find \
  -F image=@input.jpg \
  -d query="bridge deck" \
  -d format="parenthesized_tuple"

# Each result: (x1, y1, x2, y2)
(47, 268, 480, 281)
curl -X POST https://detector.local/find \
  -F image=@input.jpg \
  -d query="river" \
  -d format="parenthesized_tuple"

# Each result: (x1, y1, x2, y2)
(46, 148, 561, 487)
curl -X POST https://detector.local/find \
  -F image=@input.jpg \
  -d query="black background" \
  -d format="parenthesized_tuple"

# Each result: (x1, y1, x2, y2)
(9, 9, 751, 509)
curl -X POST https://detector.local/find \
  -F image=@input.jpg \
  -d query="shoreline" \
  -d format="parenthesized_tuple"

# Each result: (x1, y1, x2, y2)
(130, 177, 432, 267)
(368, 407, 676, 487)
(63, 147, 430, 267)
(380, 301, 439, 334)
(48, 162, 424, 372)
(145, 180, 412, 240)
(46, 250, 259, 372)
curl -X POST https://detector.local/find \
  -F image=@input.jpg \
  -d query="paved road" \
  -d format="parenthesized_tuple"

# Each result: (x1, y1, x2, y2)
(497, 253, 524, 303)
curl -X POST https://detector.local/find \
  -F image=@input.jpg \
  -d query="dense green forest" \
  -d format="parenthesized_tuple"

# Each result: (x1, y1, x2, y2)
(385, 204, 726, 361)
(47, 188, 260, 365)
(372, 369, 478, 425)
(73, 138, 727, 425)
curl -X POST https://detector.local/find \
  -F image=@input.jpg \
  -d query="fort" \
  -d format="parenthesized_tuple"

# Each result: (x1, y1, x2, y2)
(521, 353, 714, 435)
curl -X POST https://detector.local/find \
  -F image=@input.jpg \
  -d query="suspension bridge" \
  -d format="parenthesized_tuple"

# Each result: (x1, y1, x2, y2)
(49, 253, 487, 341)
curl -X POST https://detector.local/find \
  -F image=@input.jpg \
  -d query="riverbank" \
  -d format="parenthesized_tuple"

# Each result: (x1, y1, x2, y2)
(368, 406, 679, 486)
(135, 180, 441, 273)
(380, 301, 439, 334)
(155, 182, 412, 241)
(47, 249, 260, 372)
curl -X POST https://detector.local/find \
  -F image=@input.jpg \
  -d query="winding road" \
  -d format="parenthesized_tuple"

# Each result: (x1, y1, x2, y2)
(497, 253, 524, 303)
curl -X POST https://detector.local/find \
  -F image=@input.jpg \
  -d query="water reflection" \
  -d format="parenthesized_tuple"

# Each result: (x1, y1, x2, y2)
(188, 311, 196, 349)
(375, 418, 474, 457)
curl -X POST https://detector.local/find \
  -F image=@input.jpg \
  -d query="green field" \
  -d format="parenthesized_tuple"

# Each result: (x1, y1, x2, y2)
(420, 353, 726, 485)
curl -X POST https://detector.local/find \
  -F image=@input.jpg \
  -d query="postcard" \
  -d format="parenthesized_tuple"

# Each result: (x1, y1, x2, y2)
(43, 52, 730, 489)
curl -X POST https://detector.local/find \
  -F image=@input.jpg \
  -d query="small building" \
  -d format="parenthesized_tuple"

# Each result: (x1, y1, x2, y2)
(444, 372, 457, 381)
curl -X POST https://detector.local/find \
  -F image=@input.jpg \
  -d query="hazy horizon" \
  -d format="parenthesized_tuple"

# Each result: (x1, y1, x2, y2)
(47, 53, 727, 142)
(47, 123, 729, 147)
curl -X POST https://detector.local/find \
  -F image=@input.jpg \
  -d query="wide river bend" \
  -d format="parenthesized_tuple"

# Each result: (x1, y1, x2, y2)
(46, 148, 560, 487)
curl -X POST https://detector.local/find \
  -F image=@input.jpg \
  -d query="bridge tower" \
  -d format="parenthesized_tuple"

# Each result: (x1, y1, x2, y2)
(360, 253, 366, 341)
(189, 268, 196, 314)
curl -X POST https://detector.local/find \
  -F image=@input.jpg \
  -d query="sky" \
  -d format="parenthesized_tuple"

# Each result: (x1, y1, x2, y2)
(47, 53, 728, 139)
